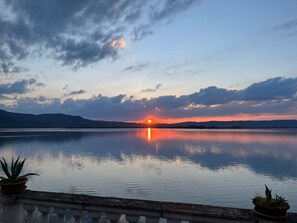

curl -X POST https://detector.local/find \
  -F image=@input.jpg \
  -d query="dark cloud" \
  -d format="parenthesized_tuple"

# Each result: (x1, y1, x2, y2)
(0, 0, 198, 72)
(63, 85, 86, 96)
(185, 86, 238, 105)
(0, 17, 33, 74)
(0, 61, 27, 75)
(183, 77, 297, 105)
(66, 89, 86, 96)
(0, 78, 44, 94)
(0, 47, 28, 75)
(141, 89, 154, 92)
(3, 77, 296, 121)
(141, 84, 162, 92)
(52, 38, 125, 70)
(241, 77, 297, 100)
(123, 63, 149, 72)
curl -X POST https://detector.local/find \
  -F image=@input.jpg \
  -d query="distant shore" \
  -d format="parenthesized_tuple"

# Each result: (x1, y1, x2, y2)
(1, 109, 297, 128)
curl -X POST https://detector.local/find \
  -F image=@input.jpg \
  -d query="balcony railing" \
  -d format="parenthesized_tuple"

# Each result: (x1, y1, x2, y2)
(1, 190, 296, 223)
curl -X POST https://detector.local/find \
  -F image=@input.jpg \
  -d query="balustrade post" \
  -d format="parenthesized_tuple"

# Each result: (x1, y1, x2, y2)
(0, 194, 24, 223)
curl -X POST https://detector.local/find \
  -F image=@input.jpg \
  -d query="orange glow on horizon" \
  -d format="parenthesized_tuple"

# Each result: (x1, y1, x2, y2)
(135, 114, 297, 124)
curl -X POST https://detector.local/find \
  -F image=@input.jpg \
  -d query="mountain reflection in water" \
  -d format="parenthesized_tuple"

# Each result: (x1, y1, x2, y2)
(0, 128, 296, 211)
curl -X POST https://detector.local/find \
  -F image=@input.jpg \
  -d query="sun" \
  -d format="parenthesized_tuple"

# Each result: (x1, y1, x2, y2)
(147, 119, 152, 124)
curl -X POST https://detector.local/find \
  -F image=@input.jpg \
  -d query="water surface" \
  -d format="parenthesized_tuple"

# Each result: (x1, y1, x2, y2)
(0, 128, 296, 211)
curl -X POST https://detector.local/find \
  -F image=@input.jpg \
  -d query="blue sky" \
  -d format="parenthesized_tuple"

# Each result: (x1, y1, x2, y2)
(0, 0, 296, 122)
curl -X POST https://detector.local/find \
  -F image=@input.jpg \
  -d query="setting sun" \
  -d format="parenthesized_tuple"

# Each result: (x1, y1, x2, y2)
(147, 119, 152, 124)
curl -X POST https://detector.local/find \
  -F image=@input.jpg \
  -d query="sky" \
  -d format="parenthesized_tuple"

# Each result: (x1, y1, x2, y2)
(0, 0, 297, 123)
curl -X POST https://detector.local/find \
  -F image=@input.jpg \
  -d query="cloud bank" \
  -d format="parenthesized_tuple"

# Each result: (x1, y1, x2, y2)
(0, 0, 199, 73)
(0, 78, 44, 94)
(1, 77, 296, 121)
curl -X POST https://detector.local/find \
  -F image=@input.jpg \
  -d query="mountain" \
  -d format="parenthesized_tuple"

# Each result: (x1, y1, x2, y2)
(0, 109, 296, 128)
(0, 110, 142, 128)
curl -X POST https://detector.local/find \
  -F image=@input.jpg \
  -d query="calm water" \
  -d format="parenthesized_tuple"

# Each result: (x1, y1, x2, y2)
(0, 128, 296, 211)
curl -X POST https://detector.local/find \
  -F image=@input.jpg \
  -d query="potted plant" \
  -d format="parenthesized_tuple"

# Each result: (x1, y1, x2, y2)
(0, 157, 39, 194)
(252, 185, 290, 220)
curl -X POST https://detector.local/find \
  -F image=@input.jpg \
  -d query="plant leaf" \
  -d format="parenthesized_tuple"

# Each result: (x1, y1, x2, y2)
(0, 157, 11, 179)
(14, 158, 26, 180)
(18, 173, 39, 180)
(12, 156, 21, 180)
(11, 157, 14, 179)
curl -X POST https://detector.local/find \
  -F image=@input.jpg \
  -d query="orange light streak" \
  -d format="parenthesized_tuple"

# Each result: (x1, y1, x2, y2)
(135, 114, 297, 124)
(139, 128, 297, 146)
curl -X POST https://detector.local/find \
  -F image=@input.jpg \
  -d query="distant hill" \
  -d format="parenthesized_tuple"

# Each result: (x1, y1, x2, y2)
(153, 120, 297, 129)
(0, 110, 142, 128)
(0, 109, 296, 128)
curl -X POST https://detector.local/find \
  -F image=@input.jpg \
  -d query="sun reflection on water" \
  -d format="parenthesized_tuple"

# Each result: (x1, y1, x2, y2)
(147, 128, 151, 141)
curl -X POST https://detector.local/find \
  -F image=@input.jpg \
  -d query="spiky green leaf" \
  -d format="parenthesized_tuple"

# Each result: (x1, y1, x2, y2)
(0, 157, 11, 179)
(11, 157, 14, 179)
(18, 173, 39, 180)
(12, 157, 20, 180)
(14, 158, 26, 180)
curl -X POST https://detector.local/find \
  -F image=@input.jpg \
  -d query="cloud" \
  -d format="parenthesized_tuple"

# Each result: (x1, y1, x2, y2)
(132, 0, 200, 41)
(272, 19, 297, 31)
(132, 24, 154, 41)
(183, 77, 297, 105)
(110, 39, 126, 48)
(63, 85, 86, 96)
(123, 63, 149, 72)
(0, 78, 44, 94)
(0, 61, 26, 75)
(184, 86, 239, 105)
(0, 0, 198, 72)
(125, 9, 142, 23)
(65, 89, 86, 96)
(0, 46, 28, 75)
(150, 0, 199, 23)
(52, 38, 126, 70)
(2, 77, 296, 121)
(240, 77, 297, 100)
(141, 84, 162, 92)
(271, 18, 297, 37)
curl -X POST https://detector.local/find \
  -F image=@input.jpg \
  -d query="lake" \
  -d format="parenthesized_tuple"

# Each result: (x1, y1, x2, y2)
(0, 128, 296, 211)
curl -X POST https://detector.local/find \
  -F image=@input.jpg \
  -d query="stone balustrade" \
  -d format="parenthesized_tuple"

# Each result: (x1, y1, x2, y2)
(1, 190, 297, 223)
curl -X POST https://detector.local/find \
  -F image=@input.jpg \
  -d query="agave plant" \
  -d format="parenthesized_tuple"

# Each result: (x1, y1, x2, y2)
(252, 185, 290, 210)
(0, 157, 39, 183)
